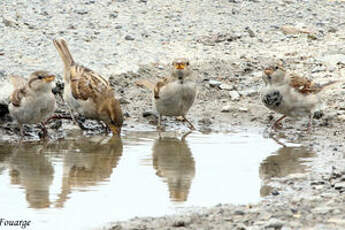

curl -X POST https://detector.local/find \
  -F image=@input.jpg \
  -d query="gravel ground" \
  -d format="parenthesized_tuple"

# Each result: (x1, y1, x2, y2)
(1, 0, 345, 229)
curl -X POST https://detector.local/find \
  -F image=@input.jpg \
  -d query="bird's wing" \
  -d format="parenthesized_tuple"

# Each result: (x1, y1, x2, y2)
(153, 77, 171, 99)
(135, 79, 155, 91)
(136, 77, 173, 98)
(289, 74, 322, 95)
(69, 64, 110, 101)
(10, 87, 27, 107)
(9, 75, 27, 89)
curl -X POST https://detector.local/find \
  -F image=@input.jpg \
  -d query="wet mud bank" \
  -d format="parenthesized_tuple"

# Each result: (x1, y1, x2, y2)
(1, 0, 345, 229)
(2, 59, 345, 229)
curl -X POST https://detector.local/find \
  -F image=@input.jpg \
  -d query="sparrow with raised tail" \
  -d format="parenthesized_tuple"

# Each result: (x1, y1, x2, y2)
(8, 71, 56, 138)
(261, 62, 336, 131)
(136, 58, 197, 130)
(53, 39, 123, 136)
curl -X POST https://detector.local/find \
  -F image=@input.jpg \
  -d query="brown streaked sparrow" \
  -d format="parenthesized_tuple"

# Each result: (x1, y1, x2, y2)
(261, 62, 336, 131)
(53, 38, 123, 136)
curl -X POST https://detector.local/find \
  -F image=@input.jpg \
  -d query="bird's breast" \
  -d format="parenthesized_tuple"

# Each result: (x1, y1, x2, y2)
(154, 81, 196, 116)
(262, 90, 283, 108)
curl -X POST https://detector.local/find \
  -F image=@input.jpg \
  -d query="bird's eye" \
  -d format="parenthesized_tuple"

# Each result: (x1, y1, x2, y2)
(186, 62, 190, 66)
(38, 75, 43, 79)
(274, 66, 279, 70)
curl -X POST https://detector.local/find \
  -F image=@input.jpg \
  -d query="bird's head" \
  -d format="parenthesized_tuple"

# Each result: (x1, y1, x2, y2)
(262, 62, 287, 86)
(171, 58, 192, 83)
(28, 70, 55, 91)
(98, 92, 123, 136)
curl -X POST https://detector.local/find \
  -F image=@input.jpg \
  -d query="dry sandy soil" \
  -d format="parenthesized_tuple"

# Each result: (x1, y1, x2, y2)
(1, 0, 345, 229)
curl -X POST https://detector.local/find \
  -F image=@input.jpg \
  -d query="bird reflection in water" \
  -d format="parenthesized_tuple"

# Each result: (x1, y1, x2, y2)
(55, 136, 123, 207)
(8, 142, 53, 209)
(5, 137, 123, 209)
(152, 132, 195, 202)
(0, 145, 12, 176)
(259, 146, 315, 197)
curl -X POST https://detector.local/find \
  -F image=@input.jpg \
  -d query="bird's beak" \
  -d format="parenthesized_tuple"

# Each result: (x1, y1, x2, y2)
(264, 68, 273, 76)
(175, 63, 185, 70)
(44, 75, 55, 83)
(109, 124, 121, 136)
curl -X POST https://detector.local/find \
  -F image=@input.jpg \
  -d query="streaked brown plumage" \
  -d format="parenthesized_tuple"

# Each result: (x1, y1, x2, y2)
(53, 38, 123, 136)
(11, 87, 27, 107)
(153, 77, 170, 99)
(289, 73, 335, 95)
(262, 62, 336, 131)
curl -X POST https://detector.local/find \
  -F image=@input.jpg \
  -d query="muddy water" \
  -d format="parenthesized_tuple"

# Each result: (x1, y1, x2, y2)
(0, 130, 315, 230)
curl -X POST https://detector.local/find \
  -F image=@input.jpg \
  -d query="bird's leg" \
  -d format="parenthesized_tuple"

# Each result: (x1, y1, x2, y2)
(305, 114, 313, 132)
(182, 116, 196, 130)
(181, 131, 192, 141)
(268, 133, 287, 147)
(271, 115, 287, 130)
(156, 115, 164, 131)
(19, 124, 25, 139)
(67, 106, 78, 125)
(58, 93, 78, 124)
(40, 122, 48, 139)
(56, 91, 78, 125)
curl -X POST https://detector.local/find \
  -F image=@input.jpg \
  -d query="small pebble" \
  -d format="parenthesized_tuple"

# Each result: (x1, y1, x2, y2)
(125, 35, 135, 40)
(229, 91, 240, 101)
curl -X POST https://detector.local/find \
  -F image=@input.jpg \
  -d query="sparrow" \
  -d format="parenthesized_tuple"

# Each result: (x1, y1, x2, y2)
(8, 71, 56, 138)
(261, 62, 336, 131)
(136, 58, 197, 130)
(53, 38, 123, 136)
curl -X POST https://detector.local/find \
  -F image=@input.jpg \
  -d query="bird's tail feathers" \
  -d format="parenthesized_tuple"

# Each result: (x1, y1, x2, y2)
(53, 38, 75, 68)
(135, 79, 155, 91)
(319, 80, 338, 91)
(9, 75, 26, 89)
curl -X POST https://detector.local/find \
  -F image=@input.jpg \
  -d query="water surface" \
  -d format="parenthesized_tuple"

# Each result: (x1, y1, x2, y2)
(0, 130, 315, 230)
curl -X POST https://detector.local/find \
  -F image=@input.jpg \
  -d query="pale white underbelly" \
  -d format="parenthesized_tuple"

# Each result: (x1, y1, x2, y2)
(9, 93, 55, 124)
(261, 85, 320, 118)
(63, 83, 98, 119)
(154, 81, 196, 116)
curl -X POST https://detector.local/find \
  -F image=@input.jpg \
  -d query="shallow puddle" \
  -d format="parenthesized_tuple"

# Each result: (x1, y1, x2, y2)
(0, 130, 315, 230)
